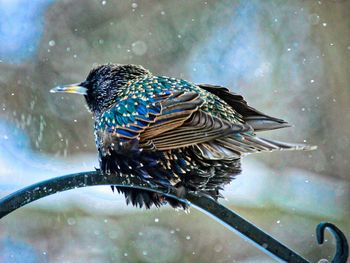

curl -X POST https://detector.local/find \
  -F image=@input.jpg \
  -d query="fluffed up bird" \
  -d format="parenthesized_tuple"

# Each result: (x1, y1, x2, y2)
(51, 64, 315, 209)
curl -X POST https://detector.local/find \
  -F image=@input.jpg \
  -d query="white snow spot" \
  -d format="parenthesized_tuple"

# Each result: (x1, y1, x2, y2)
(131, 40, 147, 56)
(67, 217, 76, 225)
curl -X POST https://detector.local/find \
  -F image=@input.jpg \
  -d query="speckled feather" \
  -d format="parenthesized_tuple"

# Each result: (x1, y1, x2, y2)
(96, 76, 243, 138)
(75, 64, 314, 209)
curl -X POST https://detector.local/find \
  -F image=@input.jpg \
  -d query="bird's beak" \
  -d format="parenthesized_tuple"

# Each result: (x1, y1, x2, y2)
(50, 83, 87, 95)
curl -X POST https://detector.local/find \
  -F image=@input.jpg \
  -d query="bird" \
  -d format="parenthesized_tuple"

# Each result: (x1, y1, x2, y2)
(51, 63, 315, 209)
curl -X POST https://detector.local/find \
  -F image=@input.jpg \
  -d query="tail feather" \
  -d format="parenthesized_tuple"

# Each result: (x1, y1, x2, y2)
(245, 116, 291, 132)
(216, 134, 316, 157)
(259, 137, 317, 151)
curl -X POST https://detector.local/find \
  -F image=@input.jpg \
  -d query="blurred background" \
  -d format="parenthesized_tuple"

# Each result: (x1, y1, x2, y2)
(0, 0, 349, 262)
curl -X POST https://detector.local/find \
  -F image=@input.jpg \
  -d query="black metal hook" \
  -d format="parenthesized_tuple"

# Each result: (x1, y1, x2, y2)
(0, 171, 348, 263)
(316, 222, 349, 263)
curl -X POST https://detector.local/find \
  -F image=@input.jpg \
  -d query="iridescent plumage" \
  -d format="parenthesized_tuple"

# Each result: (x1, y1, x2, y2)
(53, 64, 314, 209)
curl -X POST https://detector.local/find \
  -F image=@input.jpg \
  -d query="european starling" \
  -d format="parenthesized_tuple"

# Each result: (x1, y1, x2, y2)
(51, 64, 314, 208)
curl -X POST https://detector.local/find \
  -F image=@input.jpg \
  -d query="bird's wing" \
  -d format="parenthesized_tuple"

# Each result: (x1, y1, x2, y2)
(140, 91, 251, 151)
(95, 90, 250, 155)
(95, 95, 163, 156)
(198, 84, 290, 131)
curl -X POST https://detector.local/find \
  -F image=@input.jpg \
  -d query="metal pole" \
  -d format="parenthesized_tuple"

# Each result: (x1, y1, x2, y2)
(0, 171, 348, 262)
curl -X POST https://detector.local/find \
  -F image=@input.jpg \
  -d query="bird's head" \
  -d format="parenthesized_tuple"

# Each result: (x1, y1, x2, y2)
(51, 64, 151, 115)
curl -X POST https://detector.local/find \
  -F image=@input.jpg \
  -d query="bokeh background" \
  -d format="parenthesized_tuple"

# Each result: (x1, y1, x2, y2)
(0, 0, 349, 262)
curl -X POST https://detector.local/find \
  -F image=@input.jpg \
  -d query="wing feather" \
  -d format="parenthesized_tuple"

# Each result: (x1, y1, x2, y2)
(198, 84, 290, 131)
(141, 110, 251, 151)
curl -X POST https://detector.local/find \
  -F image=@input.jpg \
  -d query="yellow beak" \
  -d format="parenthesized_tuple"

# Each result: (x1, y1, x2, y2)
(50, 83, 87, 95)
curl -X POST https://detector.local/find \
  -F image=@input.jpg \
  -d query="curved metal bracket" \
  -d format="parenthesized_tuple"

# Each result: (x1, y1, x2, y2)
(317, 222, 349, 263)
(0, 171, 348, 263)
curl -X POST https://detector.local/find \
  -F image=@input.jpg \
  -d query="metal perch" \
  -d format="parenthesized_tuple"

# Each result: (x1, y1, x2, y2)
(0, 171, 348, 263)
